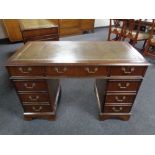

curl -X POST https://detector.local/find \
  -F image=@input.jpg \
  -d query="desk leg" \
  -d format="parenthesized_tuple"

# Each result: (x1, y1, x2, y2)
(99, 113, 131, 121)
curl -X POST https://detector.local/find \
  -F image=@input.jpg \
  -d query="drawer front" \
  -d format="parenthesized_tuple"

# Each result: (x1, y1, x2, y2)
(8, 66, 45, 76)
(22, 28, 58, 38)
(105, 94, 136, 104)
(23, 105, 53, 112)
(14, 80, 48, 91)
(19, 93, 49, 102)
(103, 105, 132, 113)
(23, 34, 59, 41)
(107, 80, 141, 92)
(46, 66, 108, 77)
(110, 66, 146, 76)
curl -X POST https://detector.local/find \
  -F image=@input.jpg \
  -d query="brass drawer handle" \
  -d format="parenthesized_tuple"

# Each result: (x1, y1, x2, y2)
(24, 83, 36, 89)
(112, 106, 123, 112)
(121, 67, 135, 74)
(118, 82, 130, 89)
(28, 95, 39, 101)
(32, 106, 42, 112)
(85, 67, 98, 74)
(115, 96, 126, 102)
(54, 67, 67, 73)
(18, 67, 32, 73)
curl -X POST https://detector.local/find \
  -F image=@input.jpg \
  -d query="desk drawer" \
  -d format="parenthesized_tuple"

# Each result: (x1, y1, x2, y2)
(107, 80, 141, 92)
(22, 28, 58, 38)
(8, 66, 45, 76)
(105, 94, 136, 104)
(110, 66, 146, 76)
(23, 105, 53, 112)
(14, 80, 48, 91)
(103, 105, 132, 113)
(19, 93, 49, 102)
(46, 66, 108, 77)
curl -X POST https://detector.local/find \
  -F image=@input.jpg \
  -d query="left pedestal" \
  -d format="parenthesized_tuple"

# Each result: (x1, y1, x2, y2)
(7, 66, 61, 121)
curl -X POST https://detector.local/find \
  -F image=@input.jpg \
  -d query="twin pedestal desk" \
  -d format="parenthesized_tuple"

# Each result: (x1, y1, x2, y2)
(6, 41, 149, 121)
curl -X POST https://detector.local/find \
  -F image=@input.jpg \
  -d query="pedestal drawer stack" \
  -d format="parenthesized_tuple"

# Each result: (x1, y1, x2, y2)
(7, 66, 60, 120)
(98, 66, 147, 120)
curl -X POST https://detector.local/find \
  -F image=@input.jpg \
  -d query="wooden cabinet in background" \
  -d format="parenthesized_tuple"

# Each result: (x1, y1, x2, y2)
(19, 19, 59, 43)
(59, 19, 94, 36)
(3, 19, 23, 42)
(59, 19, 81, 36)
(80, 19, 95, 32)
(3, 19, 95, 42)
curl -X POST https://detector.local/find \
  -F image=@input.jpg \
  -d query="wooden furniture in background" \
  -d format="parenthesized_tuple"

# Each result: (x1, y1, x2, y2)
(59, 19, 94, 36)
(80, 19, 95, 32)
(108, 19, 151, 50)
(122, 19, 150, 48)
(3, 19, 95, 42)
(3, 19, 23, 42)
(122, 19, 142, 46)
(122, 19, 153, 51)
(144, 19, 155, 58)
(6, 41, 149, 121)
(108, 19, 125, 41)
(19, 19, 59, 43)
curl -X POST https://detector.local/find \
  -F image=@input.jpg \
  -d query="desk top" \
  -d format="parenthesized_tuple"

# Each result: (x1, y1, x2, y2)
(19, 19, 57, 31)
(6, 41, 149, 66)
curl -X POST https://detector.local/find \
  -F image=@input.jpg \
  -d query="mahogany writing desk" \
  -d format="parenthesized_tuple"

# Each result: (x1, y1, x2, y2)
(6, 41, 149, 121)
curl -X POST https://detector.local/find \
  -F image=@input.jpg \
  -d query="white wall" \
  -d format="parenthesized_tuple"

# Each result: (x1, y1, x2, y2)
(95, 19, 109, 27)
(0, 20, 7, 39)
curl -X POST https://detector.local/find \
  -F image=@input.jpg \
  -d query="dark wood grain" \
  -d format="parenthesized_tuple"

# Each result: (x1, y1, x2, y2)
(105, 93, 136, 104)
(13, 80, 48, 91)
(107, 80, 141, 92)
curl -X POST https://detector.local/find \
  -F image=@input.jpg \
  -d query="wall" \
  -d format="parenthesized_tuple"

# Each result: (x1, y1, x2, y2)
(95, 19, 109, 27)
(0, 19, 7, 39)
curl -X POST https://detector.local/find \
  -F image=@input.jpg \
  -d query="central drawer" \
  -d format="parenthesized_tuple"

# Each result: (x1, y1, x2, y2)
(46, 66, 108, 77)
